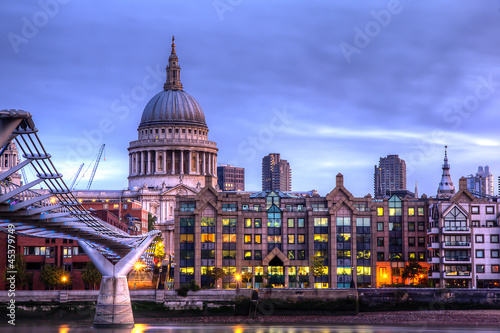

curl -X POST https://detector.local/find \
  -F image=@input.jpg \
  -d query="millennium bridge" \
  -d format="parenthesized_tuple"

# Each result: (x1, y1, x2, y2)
(0, 109, 160, 328)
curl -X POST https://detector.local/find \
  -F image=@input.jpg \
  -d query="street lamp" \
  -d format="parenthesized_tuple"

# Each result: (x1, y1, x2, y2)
(235, 274, 241, 292)
(350, 266, 355, 289)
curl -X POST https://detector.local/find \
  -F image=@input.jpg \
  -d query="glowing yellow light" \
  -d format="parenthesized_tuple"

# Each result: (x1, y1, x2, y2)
(235, 274, 241, 281)
(50, 197, 56, 204)
(383, 274, 387, 278)
(62, 276, 67, 282)
(134, 261, 145, 270)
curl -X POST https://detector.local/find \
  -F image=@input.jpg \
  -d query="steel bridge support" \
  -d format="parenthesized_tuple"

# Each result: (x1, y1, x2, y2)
(78, 233, 157, 328)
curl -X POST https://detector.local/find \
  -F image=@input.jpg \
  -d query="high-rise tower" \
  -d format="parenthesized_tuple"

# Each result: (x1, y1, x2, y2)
(374, 155, 406, 198)
(262, 153, 291, 191)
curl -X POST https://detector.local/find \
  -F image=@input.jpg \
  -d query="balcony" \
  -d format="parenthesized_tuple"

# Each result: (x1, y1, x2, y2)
(427, 227, 440, 234)
(443, 241, 470, 248)
(428, 271, 441, 279)
(443, 271, 471, 278)
(444, 256, 470, 263)
(427, 256, 440, 264)
(427, 242, 440, 250)
(443, 226, 470, 233)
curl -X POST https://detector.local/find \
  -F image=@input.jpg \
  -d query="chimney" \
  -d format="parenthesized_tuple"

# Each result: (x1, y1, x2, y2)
(459, 176, 467, 191)
(336, 173, 344, 188)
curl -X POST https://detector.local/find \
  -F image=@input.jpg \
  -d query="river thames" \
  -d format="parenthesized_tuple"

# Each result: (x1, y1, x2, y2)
(1, 323, 500, 333)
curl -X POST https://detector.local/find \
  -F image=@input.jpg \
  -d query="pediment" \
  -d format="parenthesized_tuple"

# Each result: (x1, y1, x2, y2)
(160, 184, 197, 196)
(263, 247, 290, 266)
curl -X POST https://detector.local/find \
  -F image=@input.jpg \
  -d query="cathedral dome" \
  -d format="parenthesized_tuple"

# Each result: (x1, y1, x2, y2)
(140, 90, 206, 127)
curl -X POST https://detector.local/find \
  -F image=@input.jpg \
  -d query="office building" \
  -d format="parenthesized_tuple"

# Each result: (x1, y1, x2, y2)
(465, 166, 494, 198)
(262, 153, 291, 191)
(217, 164, 245, 191)
(374, 155, 406, 198)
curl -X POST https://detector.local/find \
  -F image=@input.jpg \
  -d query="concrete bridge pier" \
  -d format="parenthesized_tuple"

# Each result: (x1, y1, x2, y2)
(79, 234, 157, 328)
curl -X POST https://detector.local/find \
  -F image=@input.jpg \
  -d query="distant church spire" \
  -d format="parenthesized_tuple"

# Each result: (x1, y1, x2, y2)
(437, 145, 455, 198)
(414, 181, 419, 199)
(164, 36, 183, 91)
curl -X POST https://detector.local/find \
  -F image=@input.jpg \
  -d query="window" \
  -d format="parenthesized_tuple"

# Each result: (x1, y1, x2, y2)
(244, 235, 252, 244)
(244, 218, 252, 228)
(476, 250, 484, 258)
(254, 250, 262, 260)
(377, 252, 385, 261)
(288, 218, 295, 228)
(418, 252, 425, 261)
(314, 218, 328, 226)
(409, 252, 416, 260)
(298, 234, 305, 244)
(418, 237, 425, 246)
(476, 264, 485, 273)
(491, 235, 499, 243)
(409, 222, 415, 231)
(408, 237, 415, 246)
(298, 218, 305, 228)
(408, 207, 415, 216)
(222, 218, 237, 227)
(288, 250, 295, 260)
(180, 203, 195, 211)
(472, 221, 480, 227)
(254, 218, 262, 228)
(486, 206, 495, 214)
(180, 234, 194, 243)
(244, 250, 252, 260)
(222, 203, 237, 211)
(471, 206, 479, 214)
(492, 265, 500, 273)
(476, 235, 484, 243)
(288, 234, 295, 244)
(417, 207, 424, 216)
(255, 234, 262, 244)
(377, 207, 384, 216)
(242, 205, 249, 211)
(418, 222, 425, 231)
(492, 250, 499, 258)
(201, 234, 215, 242)
(377, 237, 384, 246)
(298, 250, 306, 260)
(377, 222, 384, 231)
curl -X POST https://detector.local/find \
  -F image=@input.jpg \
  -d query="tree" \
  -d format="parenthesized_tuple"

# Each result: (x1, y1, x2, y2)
(148, 212, 157, 231)
(242, 271, 253, 288)
(310, 254, 326, 277)
(40, 265, 71, 290)
(207, 267, 226, 288)
(2, 253, 32, 289)
(81, 261, 102, 290)
(401, 260, 423, 285)
(154, 241, 165, 260)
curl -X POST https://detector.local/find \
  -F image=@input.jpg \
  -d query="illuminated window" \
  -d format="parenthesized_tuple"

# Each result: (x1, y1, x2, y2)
(298, 250, 306, 260)
(389, 208, 396, 216)
(222, 218, 237, 227)
(377, 207, 384, 216)
(180, 267, 194, 275)
(298, 234, 305, 244)
(417, 207, 424, 216)
(408, 207, 415, 216)
(288, 218, 295, 228)
(314, 234, 328, 242)
(288, 250, 295, 260)
(288, 234, 295, 244)
(298, 218, 305, 228)
(244, 218, 252, 228)
(409, 252, 416, 260)
(244, 250, 252, 260)
(299, 267, 309, 275)
(201, 234, 215, 242)
(244, 234, 252, 244)
(492, 265, 499, 273)
(255, 234, 262, 244)
(180, 234, 194, 243)
(314, 218, 328, 227)
(254, 219, 262, 228)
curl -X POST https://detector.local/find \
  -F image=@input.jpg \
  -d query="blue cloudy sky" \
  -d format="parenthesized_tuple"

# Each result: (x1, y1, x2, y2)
(1, 1, 500, 197)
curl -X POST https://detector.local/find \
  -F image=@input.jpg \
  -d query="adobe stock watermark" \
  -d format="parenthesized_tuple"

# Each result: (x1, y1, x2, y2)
(235, 106, 295, 163)
(7, 0, 71, 54)
(339, 0, 409, 64)
(65, 64, 164, 165)
(213, 0, 244, 21)
(405, 73, 500, 177)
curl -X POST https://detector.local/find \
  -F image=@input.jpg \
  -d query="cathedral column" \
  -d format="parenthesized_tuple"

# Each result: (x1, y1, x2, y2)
(129, 154, 132, 176)
(180, 150, 184, 175)
(163, 150, 167, 174)
(141, 151, 146, 175)
(171, 150, 175, 174)
(196, 152, 200, 174)
(147, 151, 151, 175)
(202, 152, 206, 175)
(208, 153, 212, 175)
(188, 151, 192, 175)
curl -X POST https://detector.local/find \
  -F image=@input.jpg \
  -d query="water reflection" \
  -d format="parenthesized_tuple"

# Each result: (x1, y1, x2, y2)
(0, 323, 499, 333)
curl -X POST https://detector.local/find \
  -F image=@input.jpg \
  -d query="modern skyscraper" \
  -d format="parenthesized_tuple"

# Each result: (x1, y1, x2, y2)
(374, 155, 406, 198)
(262, 153, 291, 191)
(437, 146, 455, 198)
(465, 166, 494, 198)
(217, 164, 245, 191)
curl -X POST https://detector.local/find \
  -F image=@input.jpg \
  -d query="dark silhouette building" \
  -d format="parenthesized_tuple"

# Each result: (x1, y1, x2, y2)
(374, 155, 407, 198)
(262, 153, 291, 191)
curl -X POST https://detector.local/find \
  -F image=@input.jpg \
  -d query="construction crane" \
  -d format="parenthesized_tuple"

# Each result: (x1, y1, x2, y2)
(68, 163, 84, 190)
(87, 144, 105, 190)
(20, 167, 28, 185)
(73, 144, 105, 190)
